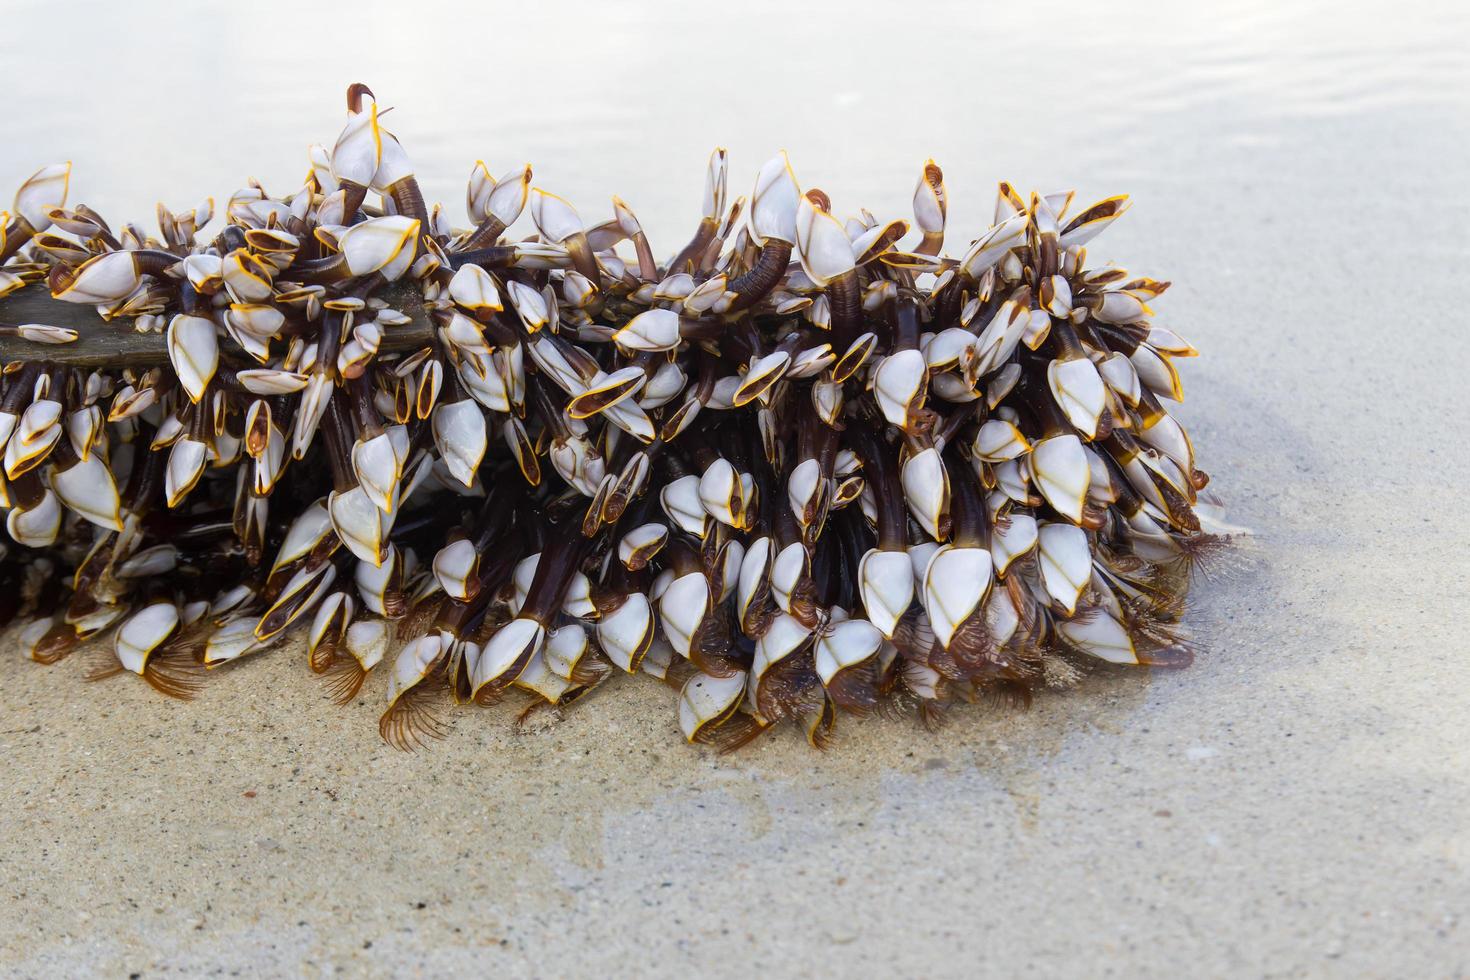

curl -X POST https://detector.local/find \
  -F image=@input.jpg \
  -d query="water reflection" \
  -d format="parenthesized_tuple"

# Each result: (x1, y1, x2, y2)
(4, 0, 1464, 247)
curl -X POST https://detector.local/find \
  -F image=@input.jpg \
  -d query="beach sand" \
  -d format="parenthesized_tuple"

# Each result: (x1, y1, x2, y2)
(2, 0, 1468, 975)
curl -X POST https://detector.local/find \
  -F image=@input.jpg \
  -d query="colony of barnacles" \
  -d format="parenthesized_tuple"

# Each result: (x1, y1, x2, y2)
(0, 84, 1226, 750)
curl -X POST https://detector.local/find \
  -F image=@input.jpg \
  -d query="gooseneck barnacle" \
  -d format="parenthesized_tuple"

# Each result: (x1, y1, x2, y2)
(0, 83, 1232, 750)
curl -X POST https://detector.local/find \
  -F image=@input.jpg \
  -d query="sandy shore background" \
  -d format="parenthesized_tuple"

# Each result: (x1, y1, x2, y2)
(2, 0, 1468, 975)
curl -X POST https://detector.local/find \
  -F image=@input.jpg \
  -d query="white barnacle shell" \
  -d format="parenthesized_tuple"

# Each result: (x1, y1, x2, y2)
(815, 618, 883, 686)
(794, 193, 855, 286)
(1037, 522, 1091, 615)
(678, 671, 747, 742)
(857, 548, 915, 639)
(660, 474, 708, 537)
(753, 613, 813, 681)
(597, 593, 654, 672)
(387, 634, 448, 706)
(165, 315, 218, 403)
(872, 349, 926, 429)
(52, 452, 123, 530)
(14, 162, 70, 230)
(990, 511, 1039, 576)
(338, 215, 420, 280)
(660, 572, 711, 657)
(1030, 434, 1089, 524)
(1059, 608, 1138, 665)
(115, 602, 179, 675)
(901, 447, 950, 541)
(1047, 356, 1106, 438)
(749, 152, 800, 246)
(448, 264, 503, 314)
(470, 619, 544, 697)
(614, 308, 682, 353)
(921, 546, 993, 649)
(972, 419, 1031, 463)
(432, 539, 480, 601)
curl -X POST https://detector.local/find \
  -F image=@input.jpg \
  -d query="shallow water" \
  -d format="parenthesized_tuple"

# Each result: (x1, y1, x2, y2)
(2, 0, 1468, 976)
(7, 0, 1466, 246)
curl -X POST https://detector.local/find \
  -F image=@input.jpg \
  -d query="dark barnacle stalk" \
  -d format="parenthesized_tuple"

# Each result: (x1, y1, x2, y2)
(0, 82, 1232, 751)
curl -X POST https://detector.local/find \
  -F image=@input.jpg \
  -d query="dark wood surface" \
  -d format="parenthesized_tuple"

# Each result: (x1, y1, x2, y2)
(0, 284, 435, 366)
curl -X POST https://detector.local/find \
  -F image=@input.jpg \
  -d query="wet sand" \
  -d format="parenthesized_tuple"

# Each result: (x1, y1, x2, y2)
(2, 0, 1468, 975)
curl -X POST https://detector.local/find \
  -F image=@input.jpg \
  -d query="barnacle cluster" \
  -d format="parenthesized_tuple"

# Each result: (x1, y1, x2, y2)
(0, 84, 1228, 750)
